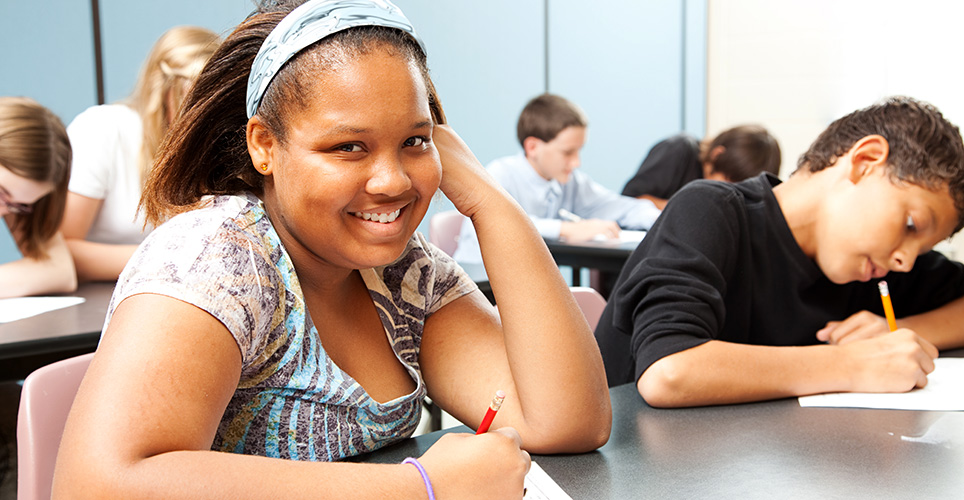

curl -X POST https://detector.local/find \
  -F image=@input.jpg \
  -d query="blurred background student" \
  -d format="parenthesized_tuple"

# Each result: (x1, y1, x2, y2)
(0, 96, 75, 298)
(62, 25, 220, 282)
(622, 125, 781, 209)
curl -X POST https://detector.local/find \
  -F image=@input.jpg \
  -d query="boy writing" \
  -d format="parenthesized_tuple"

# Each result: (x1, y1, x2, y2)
(595, 96, 964, 407)
(452, 94, 660, 263)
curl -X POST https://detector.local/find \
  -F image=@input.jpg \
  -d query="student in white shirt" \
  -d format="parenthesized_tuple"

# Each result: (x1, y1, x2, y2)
(453, 94, 660, 263)
(63, 26, 220, 281)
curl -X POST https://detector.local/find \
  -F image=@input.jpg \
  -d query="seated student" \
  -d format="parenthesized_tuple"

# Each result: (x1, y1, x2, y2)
(452, 93, 661, 263)
(62, 25, 220, 282)
(595, 96, 964, 408)
(0, 97, 75, 298)
(53, 1, 611, 498)
(621, 125, 782, 209)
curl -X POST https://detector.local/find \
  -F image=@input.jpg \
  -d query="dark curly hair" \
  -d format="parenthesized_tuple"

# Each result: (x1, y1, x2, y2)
(797, 96, 964, 232)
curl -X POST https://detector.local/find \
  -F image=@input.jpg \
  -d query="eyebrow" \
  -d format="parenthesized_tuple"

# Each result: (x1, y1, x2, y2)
(328, 120, 433, 135)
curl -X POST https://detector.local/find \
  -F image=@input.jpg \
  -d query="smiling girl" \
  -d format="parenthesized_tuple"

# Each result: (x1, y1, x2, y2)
(53, 1, 611, 498)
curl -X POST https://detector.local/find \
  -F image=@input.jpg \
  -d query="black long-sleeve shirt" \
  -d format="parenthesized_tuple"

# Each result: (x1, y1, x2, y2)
(596, 173, 964, 387)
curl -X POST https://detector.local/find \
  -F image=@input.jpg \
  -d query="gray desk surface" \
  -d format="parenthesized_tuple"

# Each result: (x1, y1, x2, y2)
(0, 282, 112, 378)
(358, 350, 964, 499)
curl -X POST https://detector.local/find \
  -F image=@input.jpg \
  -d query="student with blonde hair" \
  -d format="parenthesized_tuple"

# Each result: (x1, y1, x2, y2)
(62, 25, 220, 281)
(0, 96, 75, 297)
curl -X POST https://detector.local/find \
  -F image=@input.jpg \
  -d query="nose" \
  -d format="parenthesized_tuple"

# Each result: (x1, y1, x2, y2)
(366, 154, 412, 196)
(889, 244, 918, 273)
(570, 153, 581, 170)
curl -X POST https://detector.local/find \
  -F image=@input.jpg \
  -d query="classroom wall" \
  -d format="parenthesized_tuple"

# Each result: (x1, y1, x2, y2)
(1, 0, 705, 253)
(706, 0, 964, 259)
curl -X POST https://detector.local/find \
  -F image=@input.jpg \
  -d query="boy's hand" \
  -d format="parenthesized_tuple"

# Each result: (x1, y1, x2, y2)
(817, 310, 890, 345)
(841, 330, 938, 392)
(560, 220, 620, 242)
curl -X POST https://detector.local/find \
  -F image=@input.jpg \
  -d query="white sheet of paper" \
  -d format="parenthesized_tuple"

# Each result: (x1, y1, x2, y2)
(798, 357, 964, 411)
(592, 230, 647, 244)
(0, 296, 86, 324)
(524, 461, 572, 500)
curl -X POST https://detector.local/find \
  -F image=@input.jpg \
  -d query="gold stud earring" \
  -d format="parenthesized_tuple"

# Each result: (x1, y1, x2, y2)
(260, 163, 268, 171)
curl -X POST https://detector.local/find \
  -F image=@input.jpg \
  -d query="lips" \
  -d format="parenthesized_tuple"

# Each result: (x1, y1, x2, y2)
(350, 208, 401, 223)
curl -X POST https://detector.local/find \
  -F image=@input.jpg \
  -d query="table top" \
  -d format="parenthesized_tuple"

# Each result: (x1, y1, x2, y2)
(357, 351, 964, 499)
(543, 237, 637, 274)
(0, 281, 113, 361)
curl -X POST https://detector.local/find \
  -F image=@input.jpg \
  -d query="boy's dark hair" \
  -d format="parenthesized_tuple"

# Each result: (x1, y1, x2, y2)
(798, 96, 964, 232)
(516, 93, 587, 148)
(702, 125, 781, 180)
(143, 0, 444, 226)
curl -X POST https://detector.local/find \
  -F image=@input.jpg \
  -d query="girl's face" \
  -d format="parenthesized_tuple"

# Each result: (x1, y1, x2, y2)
(255, 47, 440, 273)
(0, 163, 52, 216)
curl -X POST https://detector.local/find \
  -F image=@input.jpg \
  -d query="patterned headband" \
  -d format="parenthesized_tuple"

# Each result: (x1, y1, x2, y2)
(245, 0, 425, 118)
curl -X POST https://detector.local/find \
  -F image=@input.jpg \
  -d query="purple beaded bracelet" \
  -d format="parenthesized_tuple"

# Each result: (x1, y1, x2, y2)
(403, 457, 436, 500)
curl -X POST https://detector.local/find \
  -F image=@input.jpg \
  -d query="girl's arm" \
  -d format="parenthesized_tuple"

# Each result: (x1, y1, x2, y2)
(418, 126, 612, 454)
(0, 225, 76, 298)
(61, 192, 139, 281)
(55, 293, 530, 499)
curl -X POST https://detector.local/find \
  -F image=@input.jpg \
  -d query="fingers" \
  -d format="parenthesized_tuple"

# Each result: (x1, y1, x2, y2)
(816, 322, 838, 342)
(819, 311, 888, 345)
(490, 426, 523, 447)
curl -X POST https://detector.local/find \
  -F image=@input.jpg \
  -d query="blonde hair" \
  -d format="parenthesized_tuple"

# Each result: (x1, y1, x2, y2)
(125, 26, 220, 185)
(0, 97, 71, 259)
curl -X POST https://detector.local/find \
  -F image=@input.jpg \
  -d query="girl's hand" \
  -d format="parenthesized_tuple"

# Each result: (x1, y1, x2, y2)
(417, 427, 531, 499)
(432, 125, 505, 219)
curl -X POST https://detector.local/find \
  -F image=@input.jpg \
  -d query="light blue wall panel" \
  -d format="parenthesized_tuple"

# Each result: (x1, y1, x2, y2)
(396, 0, 544, 168)
(395, 1, 545, 234)
(683, 0, 707, 137)
(549, 0, 690, 193)
(0, 0, 97, 123)
(99, 0, 253, 104)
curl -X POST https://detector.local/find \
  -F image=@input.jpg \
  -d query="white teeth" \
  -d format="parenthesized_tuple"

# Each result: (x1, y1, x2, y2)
(352, 209, 400, 223)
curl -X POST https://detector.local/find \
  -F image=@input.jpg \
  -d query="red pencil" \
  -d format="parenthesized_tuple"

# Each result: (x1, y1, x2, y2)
(476, 390, 505, 434)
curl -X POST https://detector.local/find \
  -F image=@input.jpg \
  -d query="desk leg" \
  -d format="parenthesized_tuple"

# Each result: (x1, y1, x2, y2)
(571, 266, 583, 286)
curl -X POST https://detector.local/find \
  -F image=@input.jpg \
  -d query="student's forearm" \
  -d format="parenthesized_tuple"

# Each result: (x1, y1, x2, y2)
(898, 295, 964, 350)
(0, 233, 77, 298)
(638, 334, 935, 408)
(471, 196, 612, 449)
(55, 451, 428, 500)
(638, 341, 851, 407)
(65, 238, 138, 282)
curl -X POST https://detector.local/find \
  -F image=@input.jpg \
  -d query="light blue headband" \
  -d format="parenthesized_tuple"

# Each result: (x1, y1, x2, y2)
(245, 0, 425, 118)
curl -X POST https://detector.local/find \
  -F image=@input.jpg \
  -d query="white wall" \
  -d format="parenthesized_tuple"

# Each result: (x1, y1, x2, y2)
(707, 0, 964, 258)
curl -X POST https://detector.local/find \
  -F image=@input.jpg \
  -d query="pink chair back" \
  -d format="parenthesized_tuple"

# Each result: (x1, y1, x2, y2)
(570, 286, 607, 331)
(429, 210, 464, 257)
(17, 352, 94, 500)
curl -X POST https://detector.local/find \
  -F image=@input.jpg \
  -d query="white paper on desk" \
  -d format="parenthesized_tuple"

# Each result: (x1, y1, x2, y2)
(798, 358, 964, 411)
(0, 296, 86, 323)
(592, 230, 647, 244)
(524, 461, 572, 500)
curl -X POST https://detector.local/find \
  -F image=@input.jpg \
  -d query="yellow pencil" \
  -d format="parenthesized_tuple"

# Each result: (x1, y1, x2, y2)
(878, 280, 898, 332)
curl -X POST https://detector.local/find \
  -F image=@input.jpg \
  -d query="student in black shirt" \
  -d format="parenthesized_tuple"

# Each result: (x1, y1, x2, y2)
(597, 96, 964, 407)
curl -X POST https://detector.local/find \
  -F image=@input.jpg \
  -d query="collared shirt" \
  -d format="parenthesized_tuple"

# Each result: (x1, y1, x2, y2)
(452, 153, 660, 263)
